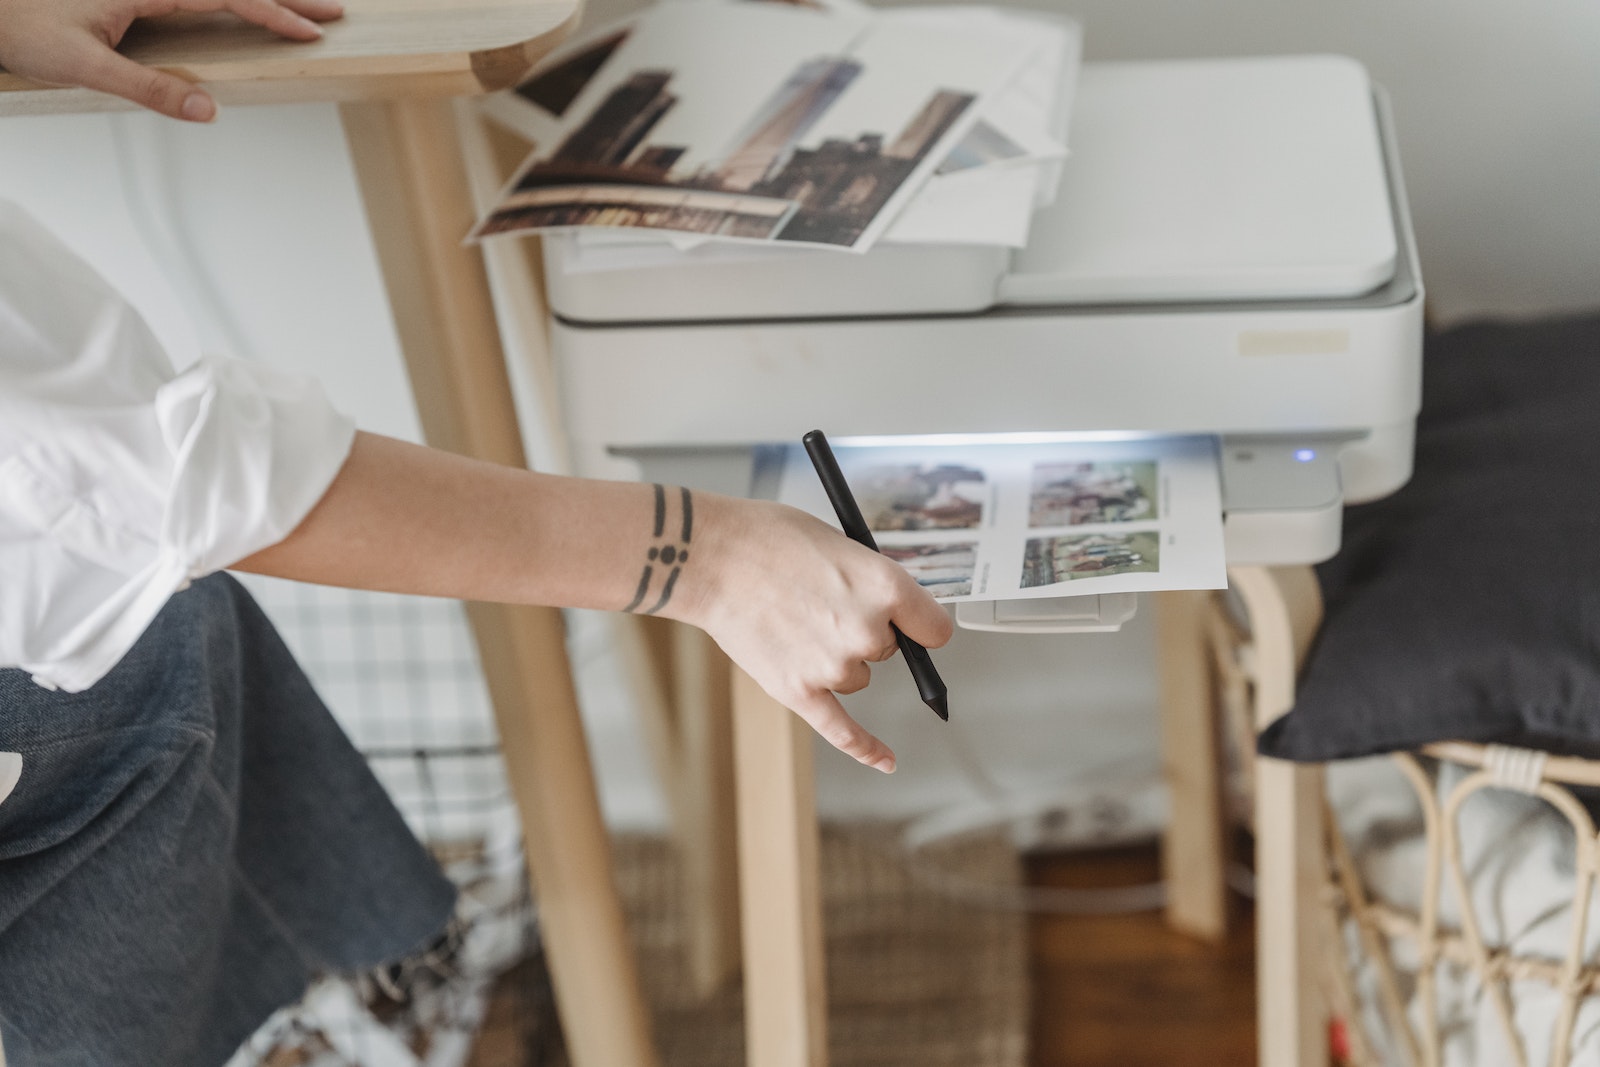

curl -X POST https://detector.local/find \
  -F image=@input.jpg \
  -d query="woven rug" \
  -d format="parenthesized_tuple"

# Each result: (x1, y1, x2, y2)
(589, 823, 1029, 1067)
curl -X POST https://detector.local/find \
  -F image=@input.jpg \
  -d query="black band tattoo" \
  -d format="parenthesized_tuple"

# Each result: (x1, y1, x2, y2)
(625, 484, 694, 615)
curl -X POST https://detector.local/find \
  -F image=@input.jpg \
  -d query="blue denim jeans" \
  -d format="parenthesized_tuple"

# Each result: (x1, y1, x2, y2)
(0, 574, 456, 1066)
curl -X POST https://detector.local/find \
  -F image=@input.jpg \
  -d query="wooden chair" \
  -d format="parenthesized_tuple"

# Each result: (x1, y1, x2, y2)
(1321, 741, 1600, 1067)
(1205, 566, 1600, 1067)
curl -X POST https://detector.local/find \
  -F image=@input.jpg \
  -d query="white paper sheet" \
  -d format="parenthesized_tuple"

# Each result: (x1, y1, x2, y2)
(994, 7, 1082, 209)
(644, 0, 1070, 186)
(776, 437, 1227, 602)
(880, 6, 1079, 244)
(883, 160, 1046, 248)
(471, 2, 1023, 252)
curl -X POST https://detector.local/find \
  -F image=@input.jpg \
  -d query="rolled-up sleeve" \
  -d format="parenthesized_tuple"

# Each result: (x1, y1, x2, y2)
(0, 201, 355, 692)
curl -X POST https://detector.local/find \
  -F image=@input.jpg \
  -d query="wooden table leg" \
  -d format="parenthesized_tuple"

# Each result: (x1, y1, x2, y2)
(622, 615, 743, 1000)
(675, 625, 743, 997)
(1156, 590, 1230, 941)
(339, 97, 660, 1067)
(462, 102, 745, 1001)
(732, 668, 827, 1067)
(1231, 567, 1328, 1067)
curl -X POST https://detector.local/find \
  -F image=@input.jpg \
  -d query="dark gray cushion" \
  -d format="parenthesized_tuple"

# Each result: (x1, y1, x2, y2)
(1257, 312, 1600, 762)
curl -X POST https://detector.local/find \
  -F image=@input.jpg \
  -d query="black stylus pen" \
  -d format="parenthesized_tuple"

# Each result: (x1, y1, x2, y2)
(803, 429, 950, 722)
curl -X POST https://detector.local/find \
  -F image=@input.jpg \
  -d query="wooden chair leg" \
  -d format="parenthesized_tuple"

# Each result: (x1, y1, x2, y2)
(1231, 566, 1328, 1067)
(1156, 590, 1230, 942)
(732, 668, 827, 1067)
(1254, 756, 1330, 1067)
(340, 97, 660, 1067)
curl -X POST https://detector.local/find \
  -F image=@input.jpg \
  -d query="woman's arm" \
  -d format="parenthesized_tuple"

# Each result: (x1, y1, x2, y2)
(234, 432, 953, 772)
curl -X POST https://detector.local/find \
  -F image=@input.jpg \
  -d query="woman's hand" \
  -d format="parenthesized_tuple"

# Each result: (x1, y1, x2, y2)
(0, 0, 344, 121)
(666, 495, 954, 774)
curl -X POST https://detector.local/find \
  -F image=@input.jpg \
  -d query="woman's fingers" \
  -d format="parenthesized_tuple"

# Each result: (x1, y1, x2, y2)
(175, 0, 334, 40)
(70, 39, 217, 120)
(791, 689, 896, 774)
(270, 0, 344, 23)
(829, 658, 873, 695)
(866, 639, 900, 663)
(674, 495, 954, 773)
(892, 578, 954, 651)
(129, 0, 342, 119)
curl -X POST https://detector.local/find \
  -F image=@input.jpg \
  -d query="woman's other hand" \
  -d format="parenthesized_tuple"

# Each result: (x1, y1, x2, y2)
(0, 0, 344, 121)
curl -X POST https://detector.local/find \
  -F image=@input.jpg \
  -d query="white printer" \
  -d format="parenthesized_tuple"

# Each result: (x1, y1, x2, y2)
(541, 54, 1424, 630)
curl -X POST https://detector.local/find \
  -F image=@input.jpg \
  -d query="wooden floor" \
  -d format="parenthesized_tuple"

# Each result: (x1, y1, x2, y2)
(1027, 844, 1257, 1067)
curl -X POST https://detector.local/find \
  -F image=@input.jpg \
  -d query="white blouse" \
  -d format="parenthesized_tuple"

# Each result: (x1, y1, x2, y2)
(0, 200, 355, 693)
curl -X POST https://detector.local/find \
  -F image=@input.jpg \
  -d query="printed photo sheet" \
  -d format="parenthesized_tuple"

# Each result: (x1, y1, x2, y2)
(472, 1, 1024, 251)
(775, 437, 1227, 603)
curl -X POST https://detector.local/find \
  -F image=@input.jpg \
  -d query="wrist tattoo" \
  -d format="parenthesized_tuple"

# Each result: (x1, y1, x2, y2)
(624, 484, 694, 615)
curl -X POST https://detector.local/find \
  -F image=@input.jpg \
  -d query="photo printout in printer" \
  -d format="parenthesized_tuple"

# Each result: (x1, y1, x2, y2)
(776, 437, 1227, 603)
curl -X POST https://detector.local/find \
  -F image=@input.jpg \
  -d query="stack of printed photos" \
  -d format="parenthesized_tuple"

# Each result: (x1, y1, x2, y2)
(776, 437, 1228, 603)
(471, 0, 1080, 254)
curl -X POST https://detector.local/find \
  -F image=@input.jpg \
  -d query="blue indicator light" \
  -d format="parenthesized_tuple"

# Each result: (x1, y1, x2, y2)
(1294, 449, 1316, 462)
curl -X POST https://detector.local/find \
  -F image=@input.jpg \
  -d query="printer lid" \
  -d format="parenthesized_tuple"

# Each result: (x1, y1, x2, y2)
(1001, 55, 1397, 307)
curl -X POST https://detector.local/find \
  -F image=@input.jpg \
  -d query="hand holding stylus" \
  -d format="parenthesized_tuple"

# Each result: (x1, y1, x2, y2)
(804, 430, 950, 721)
(674, 491, 951, 773)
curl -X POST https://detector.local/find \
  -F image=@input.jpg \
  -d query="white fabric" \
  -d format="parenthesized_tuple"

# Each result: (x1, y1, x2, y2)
(1329, 757, 1600, 1065)
(0, 199, 356, 693)
(0, 751, 20, 809)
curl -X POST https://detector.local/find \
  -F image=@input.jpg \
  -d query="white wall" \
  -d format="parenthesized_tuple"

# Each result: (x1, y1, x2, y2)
(3, 0, 1596, 834)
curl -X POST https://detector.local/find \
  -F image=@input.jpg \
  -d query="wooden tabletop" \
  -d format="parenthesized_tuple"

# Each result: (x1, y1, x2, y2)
(0, 0, 582, 114)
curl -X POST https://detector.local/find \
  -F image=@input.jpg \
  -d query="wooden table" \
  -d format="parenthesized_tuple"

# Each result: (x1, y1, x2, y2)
(0, 6, 662, 1067)
(0, 12, 1338, 1066)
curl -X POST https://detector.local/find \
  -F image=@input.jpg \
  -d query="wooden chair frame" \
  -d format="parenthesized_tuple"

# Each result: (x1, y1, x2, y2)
(1322, 742, 1600, 1067)
(1221, 566, 1331, 1067)
(1207, 566, 1600, 1067)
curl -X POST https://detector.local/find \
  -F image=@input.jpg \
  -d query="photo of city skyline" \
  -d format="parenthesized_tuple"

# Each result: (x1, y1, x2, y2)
(513, 26, 630, 118)
(477, 49, 977, 247)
